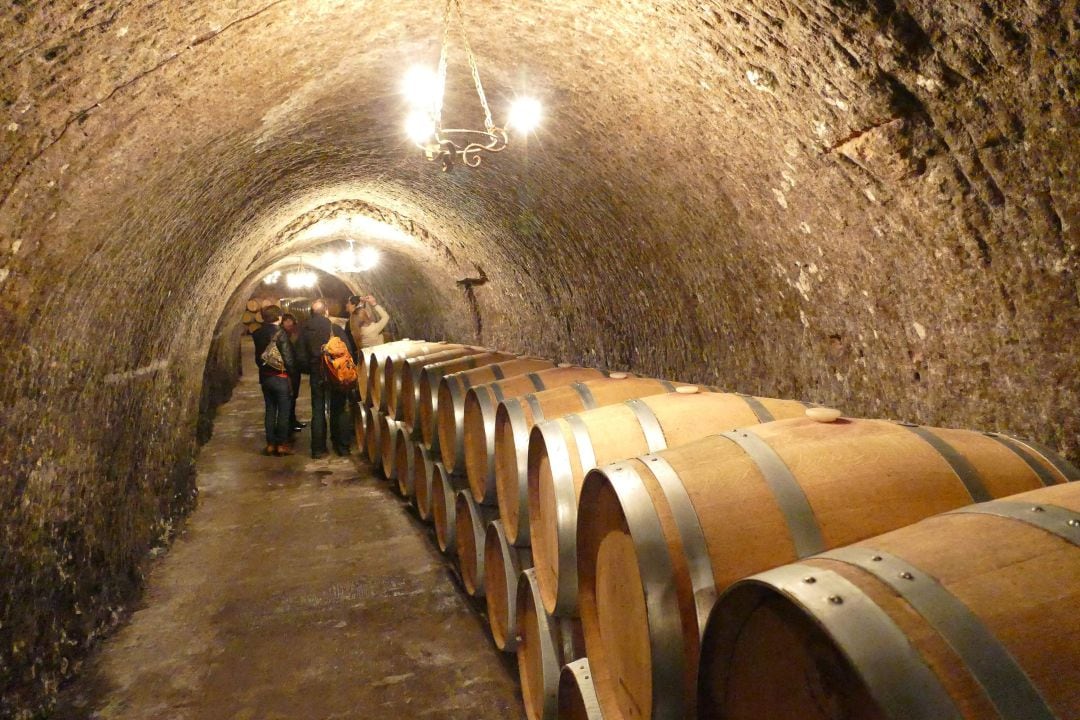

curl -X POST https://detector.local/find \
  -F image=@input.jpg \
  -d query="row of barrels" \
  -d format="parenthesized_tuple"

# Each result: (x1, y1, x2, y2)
(352, 338, 1080, 720)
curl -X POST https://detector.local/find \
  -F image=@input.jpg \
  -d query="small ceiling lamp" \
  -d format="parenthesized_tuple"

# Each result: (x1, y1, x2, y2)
(263, 270, 282, 285)
(286, 259, 316, 290)
(322, 239, 380, 273)
(404, 0, 542, 170)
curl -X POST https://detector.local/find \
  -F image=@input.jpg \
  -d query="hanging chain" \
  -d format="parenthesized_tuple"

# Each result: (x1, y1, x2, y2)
(435, 0, 496, 132)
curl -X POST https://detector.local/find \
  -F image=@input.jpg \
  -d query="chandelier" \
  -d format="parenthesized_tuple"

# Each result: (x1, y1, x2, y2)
(403, 0, 542, 170)
(321, 238, 379, 273)
(285, 258, 317, 290)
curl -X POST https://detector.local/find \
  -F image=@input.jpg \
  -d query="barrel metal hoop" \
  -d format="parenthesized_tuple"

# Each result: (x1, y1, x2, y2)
(572, 382, 598, 410)
(625, 398, 668, 453)
(821, 547, 1058, 720)
(561, 659, 603, 719)
(993, 434, 1080, 482)
(983, 433, 1060, 487)
(746, 563, 963, 720)
(527, 372, 547, 392)
(640, 454, 717, 638)
(538, 421, 586, 612)
(604, 462, 689, 720)
(504, 401, 534, 536)
(491, 384, 505, 403)
(565, 414, 598, 478)
(897, 424, 991, 502)
(659, 380, 676, 392)
(946, 501, 1080, 547)
(736, 393, 775, 423)
(491, 364, 505, 381)
(522, 568, 561, 717)
(524, 393, 546, 423)
(720, 429, 826, 558)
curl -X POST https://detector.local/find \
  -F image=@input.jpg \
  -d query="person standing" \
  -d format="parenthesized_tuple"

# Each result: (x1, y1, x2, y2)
(281, 312, 305, 433)
(297, 298, 353, 458)
(353, 294, 390, 348)
(252, 305, 298, 456)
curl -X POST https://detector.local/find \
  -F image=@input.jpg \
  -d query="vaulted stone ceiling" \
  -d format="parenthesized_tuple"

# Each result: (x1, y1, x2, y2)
(0, 0, 1076, 714)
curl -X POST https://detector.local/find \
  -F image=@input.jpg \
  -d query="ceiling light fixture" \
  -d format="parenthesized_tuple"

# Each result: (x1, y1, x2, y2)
(403, 0, 542, 171)
(285, 258, 317, 289)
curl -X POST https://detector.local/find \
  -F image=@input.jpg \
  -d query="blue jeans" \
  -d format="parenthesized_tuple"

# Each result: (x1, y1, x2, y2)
(261, 375, 292, 445)
(310, 378, 351, 454)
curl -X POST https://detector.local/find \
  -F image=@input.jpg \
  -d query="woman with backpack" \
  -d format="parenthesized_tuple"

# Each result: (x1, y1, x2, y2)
(252, 305, 298, 456)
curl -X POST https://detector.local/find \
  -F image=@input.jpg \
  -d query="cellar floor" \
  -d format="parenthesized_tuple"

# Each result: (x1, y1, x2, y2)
(51, 344, 521, 720)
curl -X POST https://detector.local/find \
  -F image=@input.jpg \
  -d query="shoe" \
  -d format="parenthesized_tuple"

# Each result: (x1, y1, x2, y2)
(311, 451, 328, 460)
(275, 444, 295, 456)
(263, 445, 276, 456)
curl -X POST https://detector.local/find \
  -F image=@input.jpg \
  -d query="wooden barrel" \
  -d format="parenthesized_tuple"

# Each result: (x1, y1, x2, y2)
(394, 430, 416, 497)
(379, 416, 405, 479)
(353, 402, 370, 451)
(254, 310, 264, 323)
(517, 568, 586, 720)
(245, 321, 261, 334)
(530, 389, 810, 617)
(418, 352, 517, 449)
(365, 409, 384, 466)
(385, 345, 480, 418)
(559, 659, 604, 720)
(437, 358, 558, 474)
(398, 347, 487, 427)
(495, 375, 690, 548)
(367, 341, 441, 409)
(241, 310, 256, 324)
(698, 481, 1080, 720)
(576, 416, 1078, 720)
(359, 340, 420, 404)
(412, 449, 440, 521)
(454, 490, 499, 596)
(484, 520, 534, 652)
(432, 469, 469, 554)
(259, 299, 274, 309)
(465, 366, 608, 508)
(245, 298, 261, 312)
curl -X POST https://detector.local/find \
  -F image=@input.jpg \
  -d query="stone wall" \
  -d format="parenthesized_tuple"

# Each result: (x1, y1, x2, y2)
(1, 1, 1076, 716)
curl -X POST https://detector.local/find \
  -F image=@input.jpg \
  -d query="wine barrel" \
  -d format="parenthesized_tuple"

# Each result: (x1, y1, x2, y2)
(495, 375, 691, 548)
(353, 402, 370, 451)
(369, 341, 447, 410)
(259, 299, 274, 309)
(358, 339, 420, 404)
(530, 389, 810, 617)
(437, 358, 558, 474)
(454, 491, 499, 596)
(517, 568, 585, 720)
(412, 449, 440, 521)
(398, 347, 487, 426)
(576, 416, 1077, 720)
(245, 298, 261, 312)
(418, 352, 517, 449)
(432, 469, 469, 554)
(245, 321, 261, 334)
(559, 659, 603, 720)
(364, 409, 385, 465)
(379, 416, 406, 479)
(394, 430, 416, 497)
(254, 310, 264, 322)
(241, 310, 256, 324)
(484, 520, 534, 652)
(385, 345, 481, 417)
(698, 481, 1080, 720)
(465, 366, 608, 507)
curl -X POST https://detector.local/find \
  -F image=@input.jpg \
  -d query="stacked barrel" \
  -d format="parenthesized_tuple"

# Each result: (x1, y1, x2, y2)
(352, 339, 1080, 720)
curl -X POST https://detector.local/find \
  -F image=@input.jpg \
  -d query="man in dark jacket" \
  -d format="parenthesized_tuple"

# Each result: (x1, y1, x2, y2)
(296, 299, 352, 459)
(252, 305, 298, 456)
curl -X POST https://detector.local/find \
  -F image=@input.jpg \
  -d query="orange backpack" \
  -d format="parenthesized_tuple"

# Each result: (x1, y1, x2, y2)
(322, 335, 357, 390)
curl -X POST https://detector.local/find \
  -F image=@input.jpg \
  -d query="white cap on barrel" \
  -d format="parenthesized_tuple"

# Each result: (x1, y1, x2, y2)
(806, 407, 843, 423)
(609, 372, 629, 379)
(675, 385, 699, 394)
(557, 362, 573, 368)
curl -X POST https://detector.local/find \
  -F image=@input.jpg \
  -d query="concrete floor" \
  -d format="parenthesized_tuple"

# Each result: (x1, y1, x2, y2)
(52, 345, 522, 720)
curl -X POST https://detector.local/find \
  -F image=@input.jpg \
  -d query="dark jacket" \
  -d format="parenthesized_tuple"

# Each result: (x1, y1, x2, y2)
(253, 323, 298, 378)
(296, 314, 350, 384)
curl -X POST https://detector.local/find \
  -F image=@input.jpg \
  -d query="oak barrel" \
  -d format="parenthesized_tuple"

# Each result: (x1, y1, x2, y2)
(366, 341, 442, 409)
(385, 346, 481, 418)
(495, 375, 690, 547)
(558, 659, 604, 720)
(432, 468, 469, 554)
(698, 481, 1080, 720)
(364, 409, 385, 465)
(411, 449, 440, 522)
(394, 430, 416, 497)
(464, 366, 608, 508)
(517, 568, 585, 720)
(418, 352, 517, 449)
(484, 520, 534, 652)
(379, 416, 405, 479)
(576, 416, 1077, 720)
(454, 490, 499, 596)
(245, 298, 261, 312)
(438, 357, 557, 474)
(529, 389, 809, 616)
(358, 340, 420, 404)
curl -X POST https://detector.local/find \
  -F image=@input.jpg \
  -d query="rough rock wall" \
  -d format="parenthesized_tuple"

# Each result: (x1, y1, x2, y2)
(0, 0, 1077, 716)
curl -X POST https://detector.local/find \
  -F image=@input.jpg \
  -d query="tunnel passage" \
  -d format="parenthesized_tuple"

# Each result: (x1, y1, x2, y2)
(1, 0, 1078, 716)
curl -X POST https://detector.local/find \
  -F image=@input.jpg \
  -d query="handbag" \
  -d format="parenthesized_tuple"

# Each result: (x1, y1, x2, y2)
(260, 330, 286, 372)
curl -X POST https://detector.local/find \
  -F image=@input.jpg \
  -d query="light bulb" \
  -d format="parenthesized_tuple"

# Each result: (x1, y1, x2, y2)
(507, 97, 542, 134)
(405, 111, 436, 145)
(403, 66, 442, 109)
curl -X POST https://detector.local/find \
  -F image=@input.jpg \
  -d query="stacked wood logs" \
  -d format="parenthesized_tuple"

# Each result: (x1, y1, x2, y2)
(349, 338, 1080, 720)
